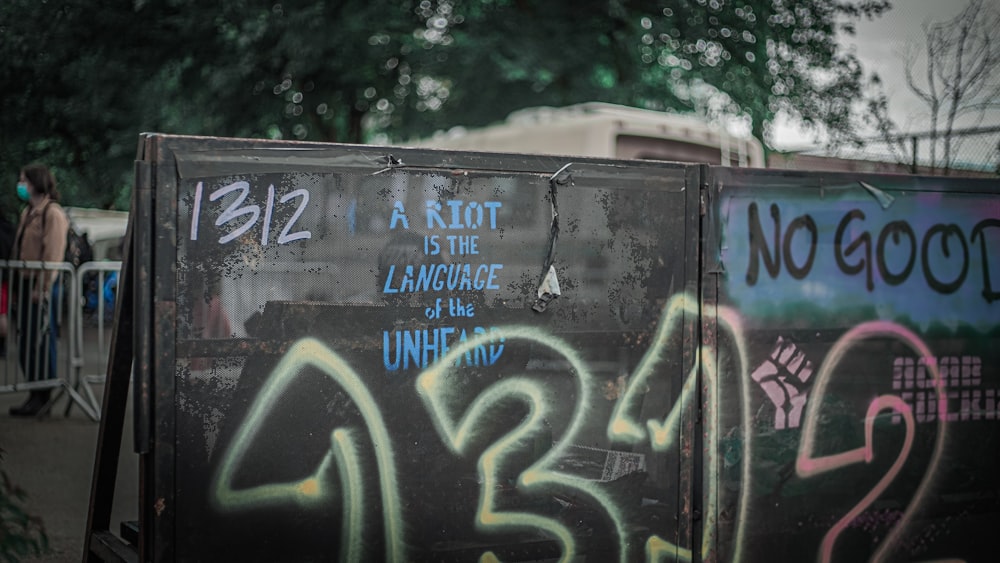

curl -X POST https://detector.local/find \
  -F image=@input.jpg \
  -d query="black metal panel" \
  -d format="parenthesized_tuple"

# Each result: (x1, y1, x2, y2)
(84, 160, 144, 563)
(703, 166, 1000, 563)
(138, 135, 697, 562)
(93, 136, 1000, 563)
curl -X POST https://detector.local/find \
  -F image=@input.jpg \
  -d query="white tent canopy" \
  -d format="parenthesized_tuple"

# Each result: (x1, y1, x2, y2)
(64, 207, 128, 260)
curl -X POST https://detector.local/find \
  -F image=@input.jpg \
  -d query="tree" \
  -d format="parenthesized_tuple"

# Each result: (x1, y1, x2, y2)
(1, 0, 890, 211)
(0, 0, 446, 212)
(0, 449, 48, 560)
(864, 0, 1000, 174)
(0, 0, 169, 211)
(150, 0, 891, 149)
(371, 0, 891, 148)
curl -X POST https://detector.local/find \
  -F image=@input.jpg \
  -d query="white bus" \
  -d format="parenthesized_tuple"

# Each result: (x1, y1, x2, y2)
(410, 102, 766, 168)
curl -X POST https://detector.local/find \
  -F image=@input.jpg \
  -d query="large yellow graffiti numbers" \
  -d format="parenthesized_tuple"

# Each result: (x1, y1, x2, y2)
(208, 295, 953, 563)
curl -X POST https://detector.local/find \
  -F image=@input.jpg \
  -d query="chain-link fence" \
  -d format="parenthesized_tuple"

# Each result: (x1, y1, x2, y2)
(864, 126, 1000, 176)
(772, 126, 1000, 178)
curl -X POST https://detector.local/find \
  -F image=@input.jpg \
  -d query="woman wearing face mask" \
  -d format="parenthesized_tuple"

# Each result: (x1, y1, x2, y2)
(9, 164, 68, 417)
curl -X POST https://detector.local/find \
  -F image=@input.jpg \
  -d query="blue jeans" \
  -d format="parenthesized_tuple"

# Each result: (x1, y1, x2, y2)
(17, 283, 59, 382)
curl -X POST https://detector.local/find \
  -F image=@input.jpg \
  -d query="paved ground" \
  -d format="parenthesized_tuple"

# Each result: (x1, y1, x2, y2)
(0, 382, 138, 562)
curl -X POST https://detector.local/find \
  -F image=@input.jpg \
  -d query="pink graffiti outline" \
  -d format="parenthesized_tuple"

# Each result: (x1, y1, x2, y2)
(795, 321, 948, 563)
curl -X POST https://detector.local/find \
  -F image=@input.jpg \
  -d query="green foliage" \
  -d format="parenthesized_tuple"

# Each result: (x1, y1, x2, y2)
(0, 0, 889, 211)
(0, 450, 48, 561)
(408, 0, 889, 146)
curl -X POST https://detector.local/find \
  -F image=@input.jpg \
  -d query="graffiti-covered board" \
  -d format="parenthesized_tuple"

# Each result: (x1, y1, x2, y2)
(119, 134, 1000, 563)
(133, 135, 701, 561)
(704, 168, 1000, 562)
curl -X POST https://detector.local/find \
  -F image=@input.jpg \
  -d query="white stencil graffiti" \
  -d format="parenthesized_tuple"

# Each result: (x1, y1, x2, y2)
(751, 336, 815, 429)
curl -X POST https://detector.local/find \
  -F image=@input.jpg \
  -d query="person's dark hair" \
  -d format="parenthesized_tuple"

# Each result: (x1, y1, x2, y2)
(20, 163, 60, 201)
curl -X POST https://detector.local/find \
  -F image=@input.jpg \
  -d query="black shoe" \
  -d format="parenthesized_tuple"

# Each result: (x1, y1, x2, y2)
(9, 395, 33, 416)
(9, 392, 46, 417)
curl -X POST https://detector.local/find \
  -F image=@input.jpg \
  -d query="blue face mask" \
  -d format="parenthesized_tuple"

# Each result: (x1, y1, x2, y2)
(16, 182, 29, 202)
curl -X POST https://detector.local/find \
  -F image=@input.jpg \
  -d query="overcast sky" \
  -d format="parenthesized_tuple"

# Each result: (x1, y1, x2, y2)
(771, 0, 999, 150)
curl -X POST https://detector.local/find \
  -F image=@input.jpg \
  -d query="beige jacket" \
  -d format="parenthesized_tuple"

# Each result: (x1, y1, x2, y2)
(15, 198, 68, 262)
(14, 197, 69, 296)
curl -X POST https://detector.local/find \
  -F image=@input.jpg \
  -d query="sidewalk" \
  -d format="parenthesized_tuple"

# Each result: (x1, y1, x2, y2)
(0, 387, 138, 563)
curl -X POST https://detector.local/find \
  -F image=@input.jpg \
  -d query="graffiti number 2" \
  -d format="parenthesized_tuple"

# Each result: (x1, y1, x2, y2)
(796, 322, 948, 563)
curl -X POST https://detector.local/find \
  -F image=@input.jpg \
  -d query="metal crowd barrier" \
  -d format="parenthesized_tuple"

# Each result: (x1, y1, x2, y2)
(73, 261, 122, 417)
(0, 259, 121, 421)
